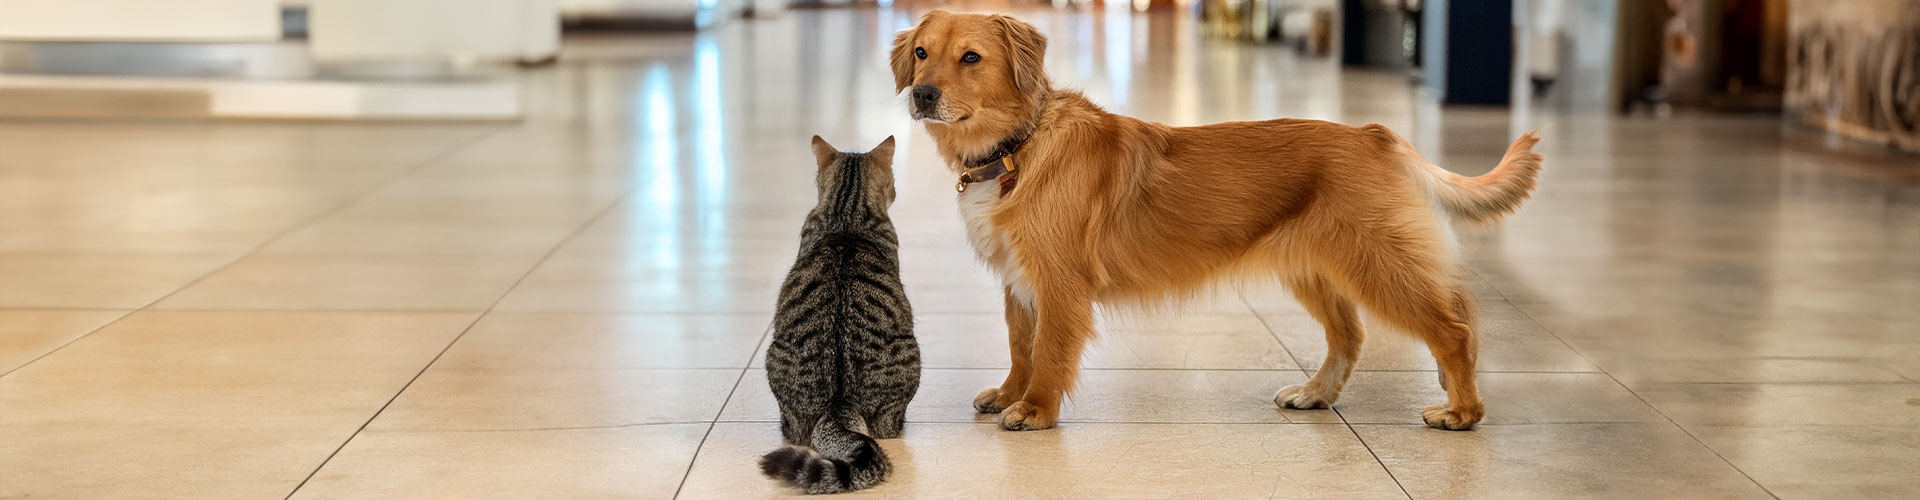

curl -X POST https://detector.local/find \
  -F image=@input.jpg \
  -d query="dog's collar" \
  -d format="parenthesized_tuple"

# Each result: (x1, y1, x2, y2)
(955, 128, 1032, 197)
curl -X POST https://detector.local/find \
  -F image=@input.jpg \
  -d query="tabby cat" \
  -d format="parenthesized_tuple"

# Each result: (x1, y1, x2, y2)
(759, 136, 921, 495)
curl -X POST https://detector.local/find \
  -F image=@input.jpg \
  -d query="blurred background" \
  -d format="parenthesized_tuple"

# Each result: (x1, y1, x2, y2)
(2, 1, 1918, 499)
(0, 0, 1914, 144)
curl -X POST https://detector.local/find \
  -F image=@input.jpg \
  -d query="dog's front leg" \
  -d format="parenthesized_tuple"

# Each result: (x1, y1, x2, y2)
(974, 286, 1035, 413)
(998, 284, 1094, 431)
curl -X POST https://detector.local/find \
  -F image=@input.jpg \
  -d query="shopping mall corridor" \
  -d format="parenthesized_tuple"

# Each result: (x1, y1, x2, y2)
(2, 6, 1917, 500)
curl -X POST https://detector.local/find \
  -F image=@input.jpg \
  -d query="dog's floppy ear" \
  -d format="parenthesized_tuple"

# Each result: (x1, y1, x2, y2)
(889, 24, 920, 93)
(810, 135, 839, 169)
(992, 15, 1049, 96)
(869, 136, 896, 167)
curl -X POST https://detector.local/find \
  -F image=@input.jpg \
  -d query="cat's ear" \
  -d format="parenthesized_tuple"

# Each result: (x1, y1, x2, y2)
(810, 135, 839, 169)
(869, 136, 896, 167)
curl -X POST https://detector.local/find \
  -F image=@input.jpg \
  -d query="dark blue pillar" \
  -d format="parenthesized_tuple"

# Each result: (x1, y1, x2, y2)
(1421, 0, 1513, 105)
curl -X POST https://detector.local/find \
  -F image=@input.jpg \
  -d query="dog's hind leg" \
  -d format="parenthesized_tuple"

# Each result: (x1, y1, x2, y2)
(975, 286, 1036, 413)
(1275, 273, 1364, 410)
(1317, 232, 1484, 430)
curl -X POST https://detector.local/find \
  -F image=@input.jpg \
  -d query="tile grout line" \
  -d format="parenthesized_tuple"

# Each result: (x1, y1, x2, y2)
(280, 152, 644, 499)
(1465, 267, 1783, 500)
(1240, 287, 1412, 499)
(1333, 408, 1416, 500)
(0, 130, 505, 380)
(671, 322, 775, 500)
(0, 309, 135, 378)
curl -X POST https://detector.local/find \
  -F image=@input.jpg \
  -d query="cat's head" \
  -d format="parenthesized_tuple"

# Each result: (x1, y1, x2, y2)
(809, 135, 899, 208)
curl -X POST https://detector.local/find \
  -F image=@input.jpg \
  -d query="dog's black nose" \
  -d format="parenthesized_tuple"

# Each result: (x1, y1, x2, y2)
(910, 85, 941, 109)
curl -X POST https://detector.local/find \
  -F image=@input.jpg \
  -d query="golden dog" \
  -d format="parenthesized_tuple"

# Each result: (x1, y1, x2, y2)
(892, 11, 1543, 431)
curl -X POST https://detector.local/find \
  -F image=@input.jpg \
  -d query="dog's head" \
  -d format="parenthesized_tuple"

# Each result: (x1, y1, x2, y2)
(890, 11, 1049, 135)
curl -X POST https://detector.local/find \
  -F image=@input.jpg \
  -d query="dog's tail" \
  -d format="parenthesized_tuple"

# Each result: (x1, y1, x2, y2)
(759, 406, 890, 494)
(1417, 129, 1545, 225)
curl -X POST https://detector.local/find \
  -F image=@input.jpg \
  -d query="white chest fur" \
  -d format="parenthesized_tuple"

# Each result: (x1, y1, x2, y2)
(957, 182, 1035, 307)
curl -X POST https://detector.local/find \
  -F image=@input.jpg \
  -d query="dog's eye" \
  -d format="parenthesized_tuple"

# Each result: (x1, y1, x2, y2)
(914, 47, 927, 60)
(961, 51, 981, 64)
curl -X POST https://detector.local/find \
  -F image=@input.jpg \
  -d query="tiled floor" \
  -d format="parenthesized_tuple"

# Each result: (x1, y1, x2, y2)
(4, 6, 1920, 500)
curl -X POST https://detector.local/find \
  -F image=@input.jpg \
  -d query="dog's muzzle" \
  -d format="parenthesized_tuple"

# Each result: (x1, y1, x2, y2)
(910, 85, 942, 120)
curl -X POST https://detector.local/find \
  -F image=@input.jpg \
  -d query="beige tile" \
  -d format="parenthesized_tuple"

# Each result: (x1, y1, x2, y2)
(0, 187, 351, 233)
(1087, 313, 1299, 370)
(1255, 294, 1598, 373)
(290, 424, 708, 500)
(516, 249, 789, 289)
(495, 274, 781, 313)
(1689, 425, 1920, 499)
(495, 226, 790, 314)
(367, 367, 742, 432)
(679, 422, 1405, 500)
(0, 252, 236, 308)
(0, 309, 128, 373)
(0, 227, 275, 253)
(721, 368, 1339, 424)
(902, 285, 1023, 314)
(328, 195, 617, 228)
(1355, 423, 1773, 500)
(1, 423, 355, 499)
(893, 313, 1298, 370)
(156, 254, 537, 310)
(373, 167, 638, 201)
(1635, 382, 1920, 427)
(431, 313, 771, 370)
(258, 219, 576, 257)
(1598, 357, 1912, 385)
(0, 311, 475, 499)
(1331, 372, 1664, 425)
(1522, 306, 1920, 384)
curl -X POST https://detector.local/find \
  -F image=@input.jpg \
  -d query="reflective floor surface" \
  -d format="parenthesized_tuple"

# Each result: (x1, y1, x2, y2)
(4, 6, 1920, 500)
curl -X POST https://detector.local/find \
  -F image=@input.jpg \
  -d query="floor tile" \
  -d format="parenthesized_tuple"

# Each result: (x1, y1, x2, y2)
(156, 254, 538, 310)
(429, 312, 771, 370)
(721, 368, 1339, 424)
(495, 273, 781, 313)
(327, 193, 619, 229)
(0, 252, 237, 308)
(0, 227, 275, 253)
(367, 367, 743, 432)
(678, 422, 1407, 500)
(290, 424, 707, 500)
(1689, 424, 1920, 499)
(0, 311, 475, 499)
(257, 219, 577, 257)
(881, 313, 1299, 370)
(2, 5, 1918, 499)
(1355, 423, 1773, 500)
(1254, 290, 1598, 373)
(0, 309, 128, 373)
(1331, 372, 1664, 425)
(1598, 356, 1914, 385)
(1634, 382, 1920, 427)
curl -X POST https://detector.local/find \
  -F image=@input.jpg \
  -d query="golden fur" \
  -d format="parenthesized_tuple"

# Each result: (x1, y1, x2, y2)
(893, 11, 1544, 431)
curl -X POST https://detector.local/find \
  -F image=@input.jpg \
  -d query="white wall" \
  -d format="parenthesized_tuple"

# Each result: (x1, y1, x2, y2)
(0, 0, 280, 41)
(309, 0, 558, 63)
(557, 0, 704, 18)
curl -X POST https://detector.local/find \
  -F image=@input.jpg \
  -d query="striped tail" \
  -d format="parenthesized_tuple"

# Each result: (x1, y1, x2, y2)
(758, 407, 890, 494)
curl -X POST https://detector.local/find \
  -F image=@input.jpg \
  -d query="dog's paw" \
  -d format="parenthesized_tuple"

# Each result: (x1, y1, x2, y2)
(974, 388, 1015, 413)
(1421, 404, 1482, 431)
(1274, 384, 1339, 410)
(999, 401, 1057, 431)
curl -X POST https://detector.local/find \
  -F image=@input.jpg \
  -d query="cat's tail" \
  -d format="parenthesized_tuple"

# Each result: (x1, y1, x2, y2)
(758, 407, 890, 494)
